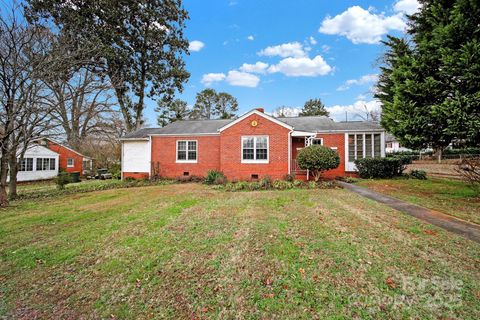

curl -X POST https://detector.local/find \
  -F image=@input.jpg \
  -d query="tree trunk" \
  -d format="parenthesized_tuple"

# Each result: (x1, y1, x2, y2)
(8, 154, 18, 199)
(436, 148, 443, 164)
(0, 147, 10, 207)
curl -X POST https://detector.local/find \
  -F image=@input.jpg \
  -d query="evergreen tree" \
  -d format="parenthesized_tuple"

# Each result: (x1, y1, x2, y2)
(215, 92, 238, 119)
(156, 99, 190, 127)
(191, 89, 238, 120)
(299, 98, 329, 117)
(27, 0, 190, 132)
(376, 0, 480, 156)
(191, 89, 218, 120)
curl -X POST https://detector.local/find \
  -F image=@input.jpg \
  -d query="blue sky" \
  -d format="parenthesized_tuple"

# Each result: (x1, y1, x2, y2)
(141, 0, 422, 124)
(141, 0, 421, 125)
(2, 0, 420, 124)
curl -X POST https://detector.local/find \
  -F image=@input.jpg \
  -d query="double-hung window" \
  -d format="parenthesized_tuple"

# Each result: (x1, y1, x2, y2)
(19, 158, 33, 171)
(241, 136, 268, 163)
(176, 140, 197, 163)
(67, 158, 74, 167)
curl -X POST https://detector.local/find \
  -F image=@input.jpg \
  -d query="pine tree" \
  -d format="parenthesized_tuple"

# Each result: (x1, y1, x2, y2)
(299, 98, 329, 117)
(156, 99, 190, 127)
(376, 0, 480, 156)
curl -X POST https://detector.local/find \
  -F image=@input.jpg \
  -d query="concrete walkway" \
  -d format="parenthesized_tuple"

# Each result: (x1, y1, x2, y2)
(338, 182, 480, 243)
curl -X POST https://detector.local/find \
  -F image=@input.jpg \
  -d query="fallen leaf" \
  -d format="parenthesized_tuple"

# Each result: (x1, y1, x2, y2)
(424, 229, 438, 236)
(385, 277, 397, 289)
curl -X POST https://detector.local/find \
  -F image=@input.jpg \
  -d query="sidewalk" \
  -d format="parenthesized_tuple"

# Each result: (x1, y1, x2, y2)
(338, 182, 480, 243)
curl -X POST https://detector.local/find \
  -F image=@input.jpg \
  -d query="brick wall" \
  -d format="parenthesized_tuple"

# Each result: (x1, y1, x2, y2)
(123, 172, 149, 179)
(220, 114, 290, 180)
(291, 133, 351, 180)
(316, 133, 346, 179)
(151, 135, 221, 178)
(46, 141, 84, 174)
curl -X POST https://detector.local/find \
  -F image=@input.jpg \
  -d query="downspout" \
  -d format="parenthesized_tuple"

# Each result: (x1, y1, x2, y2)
(288, 130, 293, 175)
(305, 134, 316, 181)
(121, 140, 124, 180)
(149, 135, 152, 179)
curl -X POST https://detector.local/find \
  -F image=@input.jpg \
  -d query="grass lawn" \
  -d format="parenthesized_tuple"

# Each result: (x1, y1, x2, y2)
(1, 184, 479, 319)
(356, 178, 480, 225)
(13, 179, 123, 195)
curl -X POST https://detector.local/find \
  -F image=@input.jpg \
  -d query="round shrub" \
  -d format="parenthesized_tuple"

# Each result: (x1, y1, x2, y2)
(296, 145, 340, 181)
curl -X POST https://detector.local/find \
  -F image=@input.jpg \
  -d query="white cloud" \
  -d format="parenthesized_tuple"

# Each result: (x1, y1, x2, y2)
(356, 94, 368, 100)
(337, 73, 379, 91)
(189, 40, 205, 52)
(225, 70, 260, 87)
(201, 73, 226, 86)
(309, 36, 317, 45)
(239, 62, 269, 74)
(247, 35, 254, 41)
(394, 0, 421, 15)
(321, 45, 331, 53)
(319, 6, 405, 44)
(327, 100, 382, 121)
(258, 42, 306, 58)
(268, 55, 332, 77)
(229, 1, 238, 6)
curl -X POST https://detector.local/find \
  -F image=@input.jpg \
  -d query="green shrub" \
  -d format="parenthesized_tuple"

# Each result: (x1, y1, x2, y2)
(109, 163, 121, 179)
(444, 147, 480, 155)
(409, 169, 427, 180)
(55, 170, 72, 190)
(259, 175, 272, 189)
(354, 157, 411, 179)
(283, 173, 295, 182)
(272, 180, 291, 190)
(205, 170, 226, 185)
(297, 145, 340, 181)
(307, 181, 318, 189)
(293, 179, 305, 188)
(176, 175, 204, 183)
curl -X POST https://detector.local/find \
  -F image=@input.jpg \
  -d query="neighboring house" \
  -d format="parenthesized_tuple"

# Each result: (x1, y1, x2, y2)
(35, 138, 92, 176)
(14, 144, 60, 182)
(120, 108, 385, 181)
(385, 133, 411, 153)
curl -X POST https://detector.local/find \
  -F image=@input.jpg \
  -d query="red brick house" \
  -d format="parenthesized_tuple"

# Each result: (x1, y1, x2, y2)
(120, 109, 385, 181)
(36, 138, 92, 176)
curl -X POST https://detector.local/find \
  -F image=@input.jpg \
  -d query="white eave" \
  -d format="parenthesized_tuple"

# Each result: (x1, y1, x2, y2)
(217, 109, 293, 132)
(291, 130, 316, 137)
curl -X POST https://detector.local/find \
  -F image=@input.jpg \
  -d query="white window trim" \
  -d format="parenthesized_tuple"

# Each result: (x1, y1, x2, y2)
(67, 158, 74, 167)
(241, 136, 269, 164)
(345, 132, 385, 171)
(306, 137, 323, 146)
(176, 140, 198, 163)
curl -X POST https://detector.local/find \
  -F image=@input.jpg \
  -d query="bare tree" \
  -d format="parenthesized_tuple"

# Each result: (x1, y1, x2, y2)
(0, 4, 61, 205)
(46, 67, 117, 150)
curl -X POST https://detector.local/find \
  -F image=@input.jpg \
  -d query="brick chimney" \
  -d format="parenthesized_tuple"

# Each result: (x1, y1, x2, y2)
(255, 108, 264, 113)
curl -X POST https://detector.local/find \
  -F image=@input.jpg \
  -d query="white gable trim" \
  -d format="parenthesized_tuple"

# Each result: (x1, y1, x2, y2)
(218, 109, 293, 132)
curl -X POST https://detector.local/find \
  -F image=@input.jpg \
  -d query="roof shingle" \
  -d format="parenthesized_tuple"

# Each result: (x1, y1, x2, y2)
(121, 115, 383, 139)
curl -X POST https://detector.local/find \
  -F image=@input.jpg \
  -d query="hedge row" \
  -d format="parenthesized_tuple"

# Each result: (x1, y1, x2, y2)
(354, 156, 412, 179)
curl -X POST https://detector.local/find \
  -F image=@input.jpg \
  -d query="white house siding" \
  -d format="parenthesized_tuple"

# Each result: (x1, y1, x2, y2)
(13, 145, 60, 182)
(121, 140, 151, 177)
